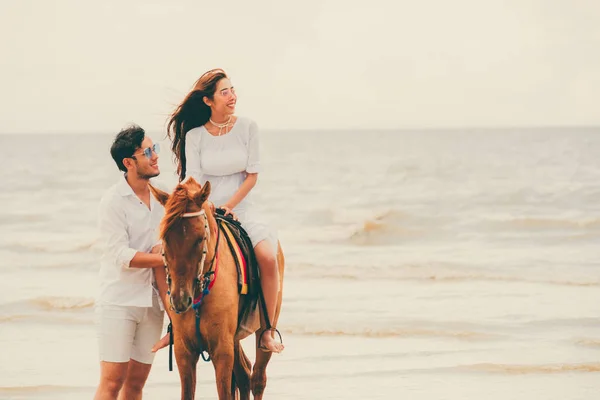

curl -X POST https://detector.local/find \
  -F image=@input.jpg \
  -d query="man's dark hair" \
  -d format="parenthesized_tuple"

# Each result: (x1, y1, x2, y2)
(110, 124, 145, 172)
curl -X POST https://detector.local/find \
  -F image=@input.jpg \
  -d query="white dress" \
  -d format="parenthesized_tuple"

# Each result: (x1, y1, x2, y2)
(184, 116, 278, 256)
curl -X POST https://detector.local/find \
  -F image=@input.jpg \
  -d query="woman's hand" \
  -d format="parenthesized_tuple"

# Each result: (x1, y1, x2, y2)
(219, 205, 238, 221)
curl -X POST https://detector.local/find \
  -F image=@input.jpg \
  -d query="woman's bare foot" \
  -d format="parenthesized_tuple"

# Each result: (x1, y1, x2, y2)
(151, 332, 170, 353)
(259, 331, 284, 353)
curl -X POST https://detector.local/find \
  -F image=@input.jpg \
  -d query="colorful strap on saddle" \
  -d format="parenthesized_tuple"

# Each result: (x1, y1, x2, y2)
(220, 222, 249, 294)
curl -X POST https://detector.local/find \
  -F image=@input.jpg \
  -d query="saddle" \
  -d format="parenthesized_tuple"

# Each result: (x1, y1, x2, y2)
(214, 209, 261, 336)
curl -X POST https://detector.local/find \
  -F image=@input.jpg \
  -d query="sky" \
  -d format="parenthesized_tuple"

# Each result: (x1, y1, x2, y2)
(1, 0, 600, 133)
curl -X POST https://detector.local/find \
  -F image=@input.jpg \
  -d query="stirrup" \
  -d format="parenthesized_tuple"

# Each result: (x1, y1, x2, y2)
(258, 327, 283, 353)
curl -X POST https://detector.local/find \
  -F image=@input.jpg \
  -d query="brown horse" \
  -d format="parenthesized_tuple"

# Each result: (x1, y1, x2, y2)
(149, 177, 285, 400)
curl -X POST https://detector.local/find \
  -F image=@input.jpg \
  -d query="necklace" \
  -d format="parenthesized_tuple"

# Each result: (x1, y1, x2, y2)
(209, 115, 232, 136)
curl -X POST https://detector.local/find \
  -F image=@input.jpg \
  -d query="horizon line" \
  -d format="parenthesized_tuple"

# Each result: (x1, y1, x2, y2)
(1, 124, 600, 135)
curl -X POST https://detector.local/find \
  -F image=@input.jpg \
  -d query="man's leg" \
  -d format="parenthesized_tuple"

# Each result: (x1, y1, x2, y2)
(117, 360, 152, 400)
(94, 362, 129, 400)
(94, 305, 139, 399)
(120, 294, 164, 398)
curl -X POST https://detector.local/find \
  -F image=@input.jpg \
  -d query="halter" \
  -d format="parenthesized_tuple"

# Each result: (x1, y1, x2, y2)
(162, 208, 217, 314)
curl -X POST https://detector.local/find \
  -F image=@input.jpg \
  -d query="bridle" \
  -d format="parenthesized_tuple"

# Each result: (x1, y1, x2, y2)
(160, 206, 223, 365)
(162, 208, 219, 313)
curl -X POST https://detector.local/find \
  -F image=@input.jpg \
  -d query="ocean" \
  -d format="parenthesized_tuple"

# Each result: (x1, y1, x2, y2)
(0, 127, 599, 399)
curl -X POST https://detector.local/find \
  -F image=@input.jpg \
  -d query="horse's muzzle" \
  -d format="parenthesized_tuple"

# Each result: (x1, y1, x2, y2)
(170, 289, 193, 313)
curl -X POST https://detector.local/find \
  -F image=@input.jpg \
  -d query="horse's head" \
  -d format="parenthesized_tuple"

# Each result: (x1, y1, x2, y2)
(149, 177, 215, 313)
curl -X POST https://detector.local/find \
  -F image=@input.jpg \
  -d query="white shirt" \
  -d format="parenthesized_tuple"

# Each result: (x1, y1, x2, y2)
(185, 116, 260, 211)
(96, 175, 166, 308)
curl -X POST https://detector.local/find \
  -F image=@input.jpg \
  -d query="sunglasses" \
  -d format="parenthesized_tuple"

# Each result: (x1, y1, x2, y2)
(131, 143, 160, 160)
(219, 87, 236, 98)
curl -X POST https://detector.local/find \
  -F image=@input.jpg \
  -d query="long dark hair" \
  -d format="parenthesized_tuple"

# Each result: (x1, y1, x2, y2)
(167, 68, 228, 181)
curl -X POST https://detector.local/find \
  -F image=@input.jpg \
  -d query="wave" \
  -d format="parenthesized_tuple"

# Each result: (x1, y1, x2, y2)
(0, 384, 93, 396)
(0, 240, 98, 254)
(575, 338, 600, 348)
(487, 217, 600, 231)
(282, 326, 495, 340)
(288, 263, 600, 287)
(0, 314, 93, 325)
(0, 314, 27, 322)
(459, 362, 600, 374)
(0, 385, 74, 393)
(344, 209, 600, 247)
(348, 210, 427, 245)
(0, 296, 96, 325)
(29, 296, 95, 310)
(0, 296, 95, 315)
(0, 212, 49, 225)
(345, 212, 600, 247)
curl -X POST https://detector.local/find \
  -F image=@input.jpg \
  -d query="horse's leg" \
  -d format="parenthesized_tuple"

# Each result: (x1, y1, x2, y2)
(233, 340, 251, 400)
(251, 337, 272, 400)
(251, 304, 281, 399)
(174, 341, 199, 400)
(252, 246, 284, 399)
(251, 284, 283, 398)
(209, 337, 235, 400)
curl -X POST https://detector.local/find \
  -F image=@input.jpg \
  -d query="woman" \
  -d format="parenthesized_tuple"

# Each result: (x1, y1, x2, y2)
(165, 68, 283, 353)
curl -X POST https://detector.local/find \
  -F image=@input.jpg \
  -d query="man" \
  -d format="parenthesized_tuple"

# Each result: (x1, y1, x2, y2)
(94, 125, 171, 400)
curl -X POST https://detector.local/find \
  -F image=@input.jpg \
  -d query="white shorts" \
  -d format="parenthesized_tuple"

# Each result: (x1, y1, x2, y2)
(95, 295, 165, 364)
(237, 210, 279, 257)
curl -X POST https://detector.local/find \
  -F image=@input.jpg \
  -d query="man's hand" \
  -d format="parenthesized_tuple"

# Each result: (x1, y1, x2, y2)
(151, 244, 163, 254)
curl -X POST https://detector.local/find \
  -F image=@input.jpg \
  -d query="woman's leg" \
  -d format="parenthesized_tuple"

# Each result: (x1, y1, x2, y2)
(254, 240, 284, 353)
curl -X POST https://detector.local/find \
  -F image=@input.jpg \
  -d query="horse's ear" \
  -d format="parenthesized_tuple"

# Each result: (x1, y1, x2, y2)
(149, 184, 170, 206)
(193, 181, 211, 207)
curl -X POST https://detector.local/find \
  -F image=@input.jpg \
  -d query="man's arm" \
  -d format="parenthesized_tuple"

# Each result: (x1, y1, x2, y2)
(129, 251, 164, 269)
(98, 197, 163, 270)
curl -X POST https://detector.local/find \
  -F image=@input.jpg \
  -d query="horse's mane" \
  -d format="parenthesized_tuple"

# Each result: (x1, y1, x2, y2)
(159, 186, 190, 240)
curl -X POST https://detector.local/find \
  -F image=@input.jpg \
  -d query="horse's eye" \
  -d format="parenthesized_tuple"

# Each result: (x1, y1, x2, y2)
(196, 238, 204, 247)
